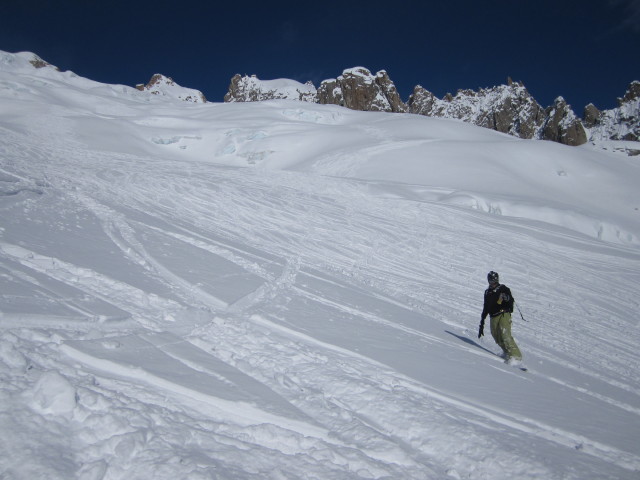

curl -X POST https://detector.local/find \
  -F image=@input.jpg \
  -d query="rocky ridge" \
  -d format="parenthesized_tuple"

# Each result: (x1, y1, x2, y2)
(136, 74, 207, 103)
(224, 74, 316, 102)
(408, 79, 549, 140)
(7, 52, 636, 151)
(225, 68, 639, 150)
(583, 80, 640, 142)
(316, 67, 407, 113)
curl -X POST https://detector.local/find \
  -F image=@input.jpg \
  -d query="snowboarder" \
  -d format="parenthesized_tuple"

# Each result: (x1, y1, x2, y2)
(478, 271, 522, 363)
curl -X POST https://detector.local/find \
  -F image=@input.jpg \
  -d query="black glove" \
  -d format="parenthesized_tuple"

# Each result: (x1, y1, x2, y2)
(478, 319, 485, 338)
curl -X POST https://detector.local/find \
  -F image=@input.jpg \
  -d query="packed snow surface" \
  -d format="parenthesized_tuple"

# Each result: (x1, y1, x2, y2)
(1, 51, 639, 479)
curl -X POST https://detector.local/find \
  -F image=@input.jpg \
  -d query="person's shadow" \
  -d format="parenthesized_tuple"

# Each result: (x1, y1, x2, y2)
(445, 330, 497, 357)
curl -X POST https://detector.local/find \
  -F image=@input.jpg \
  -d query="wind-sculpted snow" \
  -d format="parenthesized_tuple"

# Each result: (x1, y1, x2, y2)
(1, 50, 640, 479)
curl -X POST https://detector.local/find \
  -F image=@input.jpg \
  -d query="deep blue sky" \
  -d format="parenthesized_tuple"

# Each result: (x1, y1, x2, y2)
(2, 0, 639, 112)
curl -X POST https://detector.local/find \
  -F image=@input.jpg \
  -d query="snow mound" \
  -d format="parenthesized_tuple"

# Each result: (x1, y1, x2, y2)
(27, 371, 77, 416)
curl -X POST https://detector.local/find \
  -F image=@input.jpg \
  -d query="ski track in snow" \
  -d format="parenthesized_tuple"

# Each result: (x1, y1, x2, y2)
(1, 73, 640, 479)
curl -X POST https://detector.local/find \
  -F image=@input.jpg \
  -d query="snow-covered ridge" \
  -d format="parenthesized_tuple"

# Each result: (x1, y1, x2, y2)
(225, 68, 640, 151)
(0, 51, 206, 107)
(224, 74, 317, 102)
(0, 51, 58, 72)
(409, 80, 545, 139)
(585, 81, 640, 151)
(5, 50, 637, 151)
(136, 73, 207, 103)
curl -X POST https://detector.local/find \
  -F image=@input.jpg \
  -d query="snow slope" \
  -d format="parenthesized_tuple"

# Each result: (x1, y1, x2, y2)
(1, 51, 639, 479)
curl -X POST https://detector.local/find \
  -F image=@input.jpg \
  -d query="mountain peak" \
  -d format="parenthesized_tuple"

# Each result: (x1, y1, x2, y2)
(621, 80, 640, 104)
(0, 51, 60, 73)
(586, 80, 640, 144)
(224, 74, 316, 103)
(319, 67, 407, 113)
(136, 73, 207, 103)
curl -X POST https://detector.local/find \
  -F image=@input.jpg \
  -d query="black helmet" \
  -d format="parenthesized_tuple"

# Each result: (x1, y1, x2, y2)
(487, 271, 499, 283)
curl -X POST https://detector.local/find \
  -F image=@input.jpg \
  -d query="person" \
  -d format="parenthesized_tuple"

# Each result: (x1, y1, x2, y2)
(478, 271, 522, 363)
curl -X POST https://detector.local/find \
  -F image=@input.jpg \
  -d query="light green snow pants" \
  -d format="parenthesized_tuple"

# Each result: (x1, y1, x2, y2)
(490, 312, 522, 361)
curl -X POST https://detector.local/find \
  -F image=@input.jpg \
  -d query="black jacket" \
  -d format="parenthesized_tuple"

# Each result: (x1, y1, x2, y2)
(482, 284, 514, 320)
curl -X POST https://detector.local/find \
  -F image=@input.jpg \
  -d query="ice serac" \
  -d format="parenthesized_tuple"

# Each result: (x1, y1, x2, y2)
(224, 74, 317, 102)
(136, 74, 207, 103)
(317, 67, 407, 113)
(584, 81, 640, 142)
